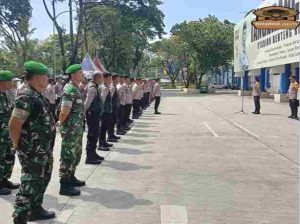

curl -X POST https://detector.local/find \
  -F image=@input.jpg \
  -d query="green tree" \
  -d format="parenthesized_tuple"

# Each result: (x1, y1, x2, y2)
(0, 0, 33, 73)
(171, 16, 235, 88)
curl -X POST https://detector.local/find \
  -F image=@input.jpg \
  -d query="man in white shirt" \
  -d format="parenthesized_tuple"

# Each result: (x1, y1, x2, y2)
(132, 78, 140, 119)
(124, 75, 134, 125)
(44, 78, 56, 117)
(153, 78, 161, 114)
(116, 74, 127, 135)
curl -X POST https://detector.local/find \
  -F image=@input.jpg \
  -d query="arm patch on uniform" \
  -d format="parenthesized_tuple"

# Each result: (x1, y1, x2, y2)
(12, 108, 30, 121)
(61, 100, 73, 107)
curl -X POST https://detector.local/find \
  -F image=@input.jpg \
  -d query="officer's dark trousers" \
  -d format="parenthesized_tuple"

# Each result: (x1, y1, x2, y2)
(86, 113, 100, 158)
(124, 104, 132, 122)
(138, 100, 142, 113)
(99, 113, 111, 142)
(133, 99, 140, 117)
(254, 96, 260, 113)
(142, 93, 148, 109)
(289, 99, 298, 117)
(146, 92, 150, 107)
(117, 105, 125, 130)
(108, 109, 118, 137)
(155, 96, 161, 112)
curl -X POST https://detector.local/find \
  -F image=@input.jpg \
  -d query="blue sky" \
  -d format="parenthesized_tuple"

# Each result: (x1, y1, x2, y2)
(31, 0, 263, 39)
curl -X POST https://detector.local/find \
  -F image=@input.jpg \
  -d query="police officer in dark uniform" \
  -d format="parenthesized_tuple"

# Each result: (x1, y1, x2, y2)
(98, 72, 113, 150)
(107, 73, 121, 142)
(84, 72, 104, 164)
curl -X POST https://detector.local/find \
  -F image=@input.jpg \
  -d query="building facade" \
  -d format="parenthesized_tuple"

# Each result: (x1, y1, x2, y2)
(233, 0, 300, 101)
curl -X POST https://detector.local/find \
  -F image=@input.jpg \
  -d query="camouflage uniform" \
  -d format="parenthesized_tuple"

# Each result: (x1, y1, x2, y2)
(0, 91, 15, 182)
(59, 81, 84, 179)
(12, 84, 56, 217)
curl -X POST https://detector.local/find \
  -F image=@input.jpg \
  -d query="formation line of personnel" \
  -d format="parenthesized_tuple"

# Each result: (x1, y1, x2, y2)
(0, 61, 162, 224)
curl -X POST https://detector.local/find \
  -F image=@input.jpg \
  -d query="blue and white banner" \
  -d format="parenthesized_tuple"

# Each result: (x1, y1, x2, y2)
(234, 0, 300, 73)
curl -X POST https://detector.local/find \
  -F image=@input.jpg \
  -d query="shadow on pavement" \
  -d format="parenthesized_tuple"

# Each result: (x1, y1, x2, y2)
(80, 187, 153, 209)
(120, 139, 155, 145)
(114, 148, 154, 155)
(102, 160, 153, 171)
(0, 191, 16, 204)
(133, 123, 157, 128)
(44, 194, 75, 211)
(125, 133, 158, 138)
(130, 128, 159, 134)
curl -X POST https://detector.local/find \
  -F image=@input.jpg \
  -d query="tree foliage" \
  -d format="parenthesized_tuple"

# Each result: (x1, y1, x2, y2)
(151, 15, 235, 88)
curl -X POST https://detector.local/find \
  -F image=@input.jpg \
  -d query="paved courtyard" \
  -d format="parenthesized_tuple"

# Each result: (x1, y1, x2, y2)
(0, 90, 298, 224)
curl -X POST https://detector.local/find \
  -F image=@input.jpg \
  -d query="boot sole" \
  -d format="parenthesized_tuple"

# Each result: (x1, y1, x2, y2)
(59, 191, 81, 196)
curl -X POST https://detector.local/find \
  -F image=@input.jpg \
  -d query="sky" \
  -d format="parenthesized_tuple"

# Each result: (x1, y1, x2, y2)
(31, 0, 263, 39)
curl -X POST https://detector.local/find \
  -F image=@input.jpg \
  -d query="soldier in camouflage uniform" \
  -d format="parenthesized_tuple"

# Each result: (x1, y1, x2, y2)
(0, 70, 19, 196)
(9, 61, 56, 224)
(58, 64, 85, 196)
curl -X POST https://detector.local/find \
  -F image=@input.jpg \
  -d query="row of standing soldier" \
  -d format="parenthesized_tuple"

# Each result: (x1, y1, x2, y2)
(0, 61, 161, 224)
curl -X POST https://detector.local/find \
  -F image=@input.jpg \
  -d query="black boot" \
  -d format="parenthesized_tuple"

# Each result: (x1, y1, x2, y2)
(107, 137, 118, 143)
(116, 129, 126, 135)
(113, 135, 121, 140)
(85, 157, 102, 165)
(93, 153, 104, 161)
(59, 178, 81, 196)
(3, 179, 20, 189)
(13, 212, 28, 224)
(97, 145, 110, 151)
(28, 205, 55, 221)
(70, 174, 86, 187)
(0, 181, 11, 195)
(123, 126, 131, 131)
(101, 141, 113, 148)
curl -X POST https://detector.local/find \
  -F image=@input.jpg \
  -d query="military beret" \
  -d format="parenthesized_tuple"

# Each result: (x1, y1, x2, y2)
(24, 61, 49, 75)
(124, 75, 130, 78)
(103, 72, 112, 78)
(0, 70, 14, 81)
(65, 64, 82, 74)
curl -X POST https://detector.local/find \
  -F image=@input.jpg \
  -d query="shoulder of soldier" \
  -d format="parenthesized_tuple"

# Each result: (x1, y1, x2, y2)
(64, 83, 79, 95)
(87, 82, 97, 89)
(17, 84, 34, 98)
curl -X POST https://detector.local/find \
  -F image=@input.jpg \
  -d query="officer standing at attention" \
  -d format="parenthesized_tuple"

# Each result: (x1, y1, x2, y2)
(138, 78, 145, 115)
(0, 71, 19, 196)
(107, 74, 121, 143)
(132, 79, 140, 119)
(116, 74, 127, 135)
(288, 75, 299, 120)
(153, 78, 162, 114)
(123, 75, 134, 127)
(9, 61, 56, 224)
(98, 72, 114, 150)
(252, 77, 261, 114)
(84, 71, 104, 165)
(58, 64, 85, 197)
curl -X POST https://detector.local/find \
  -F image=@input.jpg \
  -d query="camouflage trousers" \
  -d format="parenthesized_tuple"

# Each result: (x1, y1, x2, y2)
(0, 134, 15, 181)
(59, 131, 83, 178)
(14, 151, 53, 217)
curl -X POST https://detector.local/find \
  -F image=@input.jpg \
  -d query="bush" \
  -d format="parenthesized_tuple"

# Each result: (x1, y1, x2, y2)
(161, 83, 177, 89)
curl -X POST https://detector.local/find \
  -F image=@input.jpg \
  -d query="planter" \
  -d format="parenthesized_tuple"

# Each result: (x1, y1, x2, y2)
(182, 88, 199, 94)
(274, 94, 289, 103)
(237, 90, 252, 96)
